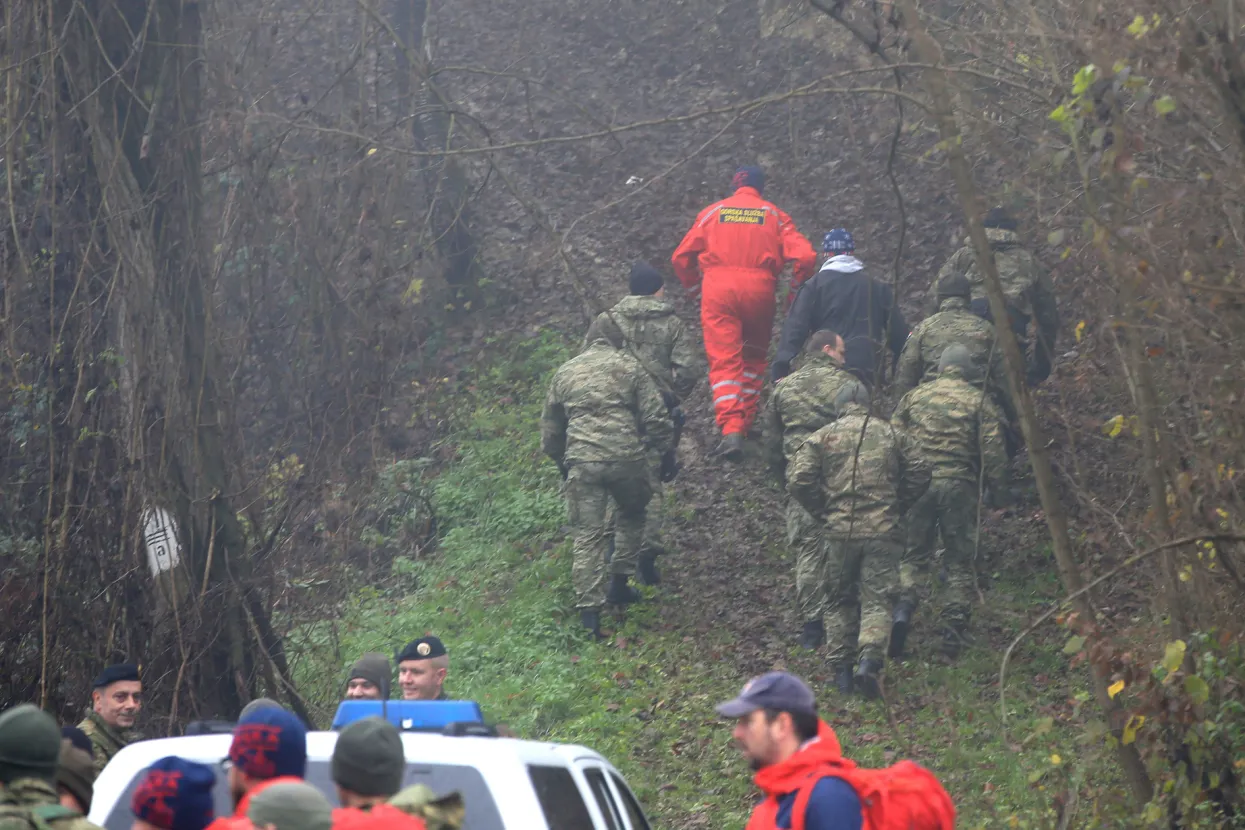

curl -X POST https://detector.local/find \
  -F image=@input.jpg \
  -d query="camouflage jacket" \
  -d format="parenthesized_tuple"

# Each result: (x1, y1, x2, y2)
(892, 368, 1008, 487)
(931, 230, 1059, 369)
(0, 779, 102, 830)
(894, 298, 1015, 423)
(541, 341, 674, 466)
(761, 353, 856, 481)
(390, 784, 465, 830)
(789, 407, 930, 540)
(588, 296, 701, 401)
(77, 711, 138, 775)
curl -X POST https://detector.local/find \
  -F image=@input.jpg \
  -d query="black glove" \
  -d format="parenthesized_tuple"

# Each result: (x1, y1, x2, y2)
(670, 405, 686, 429)
(557, 461, 569, 481)
(772, 360, 791, 382)
(659, 450, 680, 482)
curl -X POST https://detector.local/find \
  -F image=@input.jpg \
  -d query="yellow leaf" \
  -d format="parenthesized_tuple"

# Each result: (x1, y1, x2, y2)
(1122, 714, 1145, 745)
(1103, 414, 1125, 438)
(1050, 754, 1063, 765)
(1162, 640, 1187, 673)
(1108, 679, 1125, 698)
(1075, 320, 1087, 343)
(366, 147, 378, 156)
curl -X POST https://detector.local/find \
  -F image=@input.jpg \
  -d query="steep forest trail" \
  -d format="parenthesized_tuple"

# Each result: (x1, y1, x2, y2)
(290, 298, 1130, 829)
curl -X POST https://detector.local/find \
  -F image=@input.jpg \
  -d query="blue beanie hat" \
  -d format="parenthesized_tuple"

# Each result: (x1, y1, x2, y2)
(822, 228, 855, 253)
(131, 757, 216, 830)
(228, 707, 307, 780)
(731, 166, 765, 193)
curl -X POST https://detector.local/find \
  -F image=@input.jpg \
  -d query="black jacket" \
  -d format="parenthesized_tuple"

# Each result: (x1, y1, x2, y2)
(774, 259, 908, 386)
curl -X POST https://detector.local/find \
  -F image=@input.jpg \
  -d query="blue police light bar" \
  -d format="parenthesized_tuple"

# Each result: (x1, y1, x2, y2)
(332, 700, 485, 731)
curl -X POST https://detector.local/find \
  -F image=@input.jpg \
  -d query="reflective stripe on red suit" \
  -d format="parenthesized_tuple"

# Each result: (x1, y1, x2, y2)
(672, 186, 816, 435)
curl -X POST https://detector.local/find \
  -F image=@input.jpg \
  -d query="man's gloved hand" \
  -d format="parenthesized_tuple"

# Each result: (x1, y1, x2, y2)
(557, 461, 569, 481)
(670, 405, 686, 428)
(659, 450, 680, 482)
(771, 360, 791, 382)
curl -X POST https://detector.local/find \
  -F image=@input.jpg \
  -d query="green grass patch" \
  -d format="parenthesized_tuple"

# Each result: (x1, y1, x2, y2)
(288, 329, 1124, 829)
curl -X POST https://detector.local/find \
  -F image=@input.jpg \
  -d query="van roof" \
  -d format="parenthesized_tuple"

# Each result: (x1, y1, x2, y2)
(94, 730, 609, 789)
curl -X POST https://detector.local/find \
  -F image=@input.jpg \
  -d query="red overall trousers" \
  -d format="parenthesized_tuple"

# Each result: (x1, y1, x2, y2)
(672, 187, 816, 436)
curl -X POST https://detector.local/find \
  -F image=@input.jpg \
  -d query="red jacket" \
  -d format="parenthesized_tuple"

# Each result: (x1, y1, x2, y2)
(745, 722, 853, 830)
(332, 804, 428, 830)
(672, 187, 817, 295)
(205, 775, 306, 830)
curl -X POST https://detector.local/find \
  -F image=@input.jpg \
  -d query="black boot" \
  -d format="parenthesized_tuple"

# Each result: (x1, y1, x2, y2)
(637, 552, 662, 586)
(888, 600, 916, 659)
(854, 656, 884, 700)
(716, 433, 745, 462)
(834, 664, 854, 695)
(605, 574, 641, 605)
(580, 608, 603, 639)
(798, 620, 825, 650)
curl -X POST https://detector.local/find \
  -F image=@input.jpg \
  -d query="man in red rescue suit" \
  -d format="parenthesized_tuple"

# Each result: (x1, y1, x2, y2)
(672, 166, 817, 461)
(717, 670, 957, 830)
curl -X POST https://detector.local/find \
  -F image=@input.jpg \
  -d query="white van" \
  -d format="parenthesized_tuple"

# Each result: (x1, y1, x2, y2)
(87, 704, 653, 830)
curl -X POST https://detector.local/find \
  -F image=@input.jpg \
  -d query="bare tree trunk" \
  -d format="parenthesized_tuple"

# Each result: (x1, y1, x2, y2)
(62, 0, 298, 718)
(893, 0, 1154, 803)
(392, 0, 485, 308)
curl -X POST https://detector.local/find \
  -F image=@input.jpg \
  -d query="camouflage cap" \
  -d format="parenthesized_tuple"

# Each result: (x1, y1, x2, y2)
(938, 343, 976, 379)
(937, 272, 971, 299)
(834, 380, 870, 410)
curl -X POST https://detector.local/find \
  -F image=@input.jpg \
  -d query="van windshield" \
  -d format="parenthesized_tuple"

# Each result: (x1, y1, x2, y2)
(104, 760, 503, 830)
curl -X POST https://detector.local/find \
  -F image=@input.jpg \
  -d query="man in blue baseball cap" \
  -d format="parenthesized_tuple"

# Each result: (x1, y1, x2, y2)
(773, 229, 908, 388)
(717, 672, 862, 829)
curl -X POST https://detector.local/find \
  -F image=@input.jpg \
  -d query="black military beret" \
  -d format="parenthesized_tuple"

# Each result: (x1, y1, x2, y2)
(91, 663, 139, 689)
(61, 726, 94, 758)
(395, 636, 446, 663)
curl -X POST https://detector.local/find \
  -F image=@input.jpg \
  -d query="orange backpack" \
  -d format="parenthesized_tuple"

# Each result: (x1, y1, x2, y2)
(791, 760, 956, 830)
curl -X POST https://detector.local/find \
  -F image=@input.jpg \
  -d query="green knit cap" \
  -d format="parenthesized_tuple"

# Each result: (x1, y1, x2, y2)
(247, 781, 332, 830)
(331, 716, 405, 796)
(0, 705, 61, 784)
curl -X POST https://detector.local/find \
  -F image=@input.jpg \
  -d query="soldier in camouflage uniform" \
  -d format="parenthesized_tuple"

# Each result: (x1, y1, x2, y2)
(789, 382, 930, 698)
(77, 664, 142, 775)
(931, 208, 1060, 386)
(541, 327, 674, 637)
(0, 705, 104, 830)
(892, 345, 1008, 658)
(761, 330, 856, 649)
(895, 273, 1015, 427)
(589, 262, 701, 585)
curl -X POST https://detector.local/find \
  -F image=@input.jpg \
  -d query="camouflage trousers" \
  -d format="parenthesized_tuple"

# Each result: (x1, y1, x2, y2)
(565, 461, 652, 609)
(605, 451, 664, 557)
(903, 477, 978, 626)
(787, 499, 827, 623)
(823, 536, 903, 668)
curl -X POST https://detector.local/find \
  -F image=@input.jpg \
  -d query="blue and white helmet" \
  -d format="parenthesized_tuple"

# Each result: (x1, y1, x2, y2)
(822, 228, 855, 254)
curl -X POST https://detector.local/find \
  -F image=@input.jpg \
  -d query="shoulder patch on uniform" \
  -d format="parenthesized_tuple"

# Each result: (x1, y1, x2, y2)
(718, 207, 767, 225)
